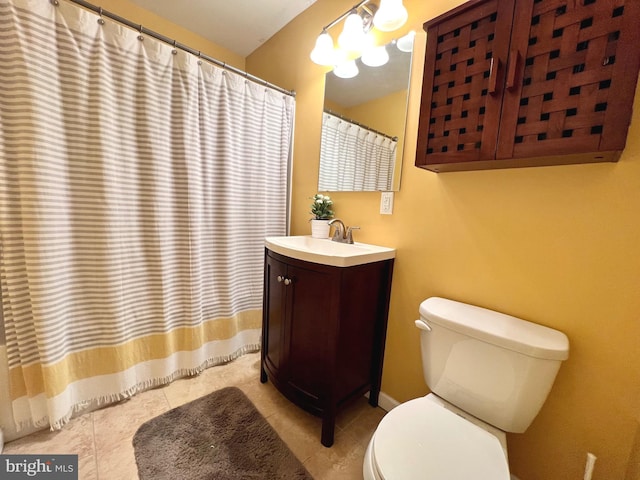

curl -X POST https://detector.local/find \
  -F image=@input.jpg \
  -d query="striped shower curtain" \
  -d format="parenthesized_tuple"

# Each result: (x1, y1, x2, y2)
(0, 0, 294, 430)
(319, 112, 397, 191)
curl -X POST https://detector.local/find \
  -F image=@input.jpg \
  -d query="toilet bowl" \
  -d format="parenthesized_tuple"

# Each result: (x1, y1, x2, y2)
(363, 394, 510, 480)
(363, 297, 569, 479)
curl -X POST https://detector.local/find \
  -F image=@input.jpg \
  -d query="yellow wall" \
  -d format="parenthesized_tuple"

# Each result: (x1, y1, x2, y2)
(344, 89, 407, 139)
(248, 0, 640, 479)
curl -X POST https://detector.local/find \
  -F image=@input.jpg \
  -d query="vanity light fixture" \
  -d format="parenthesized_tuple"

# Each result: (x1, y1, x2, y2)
(310, 0, 408, 68)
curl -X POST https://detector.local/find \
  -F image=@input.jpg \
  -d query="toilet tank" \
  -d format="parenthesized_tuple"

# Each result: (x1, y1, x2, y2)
(417, 297, 569, 433)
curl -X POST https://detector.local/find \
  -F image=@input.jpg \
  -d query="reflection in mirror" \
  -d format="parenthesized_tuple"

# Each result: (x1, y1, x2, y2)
(318, 35, 414, 192)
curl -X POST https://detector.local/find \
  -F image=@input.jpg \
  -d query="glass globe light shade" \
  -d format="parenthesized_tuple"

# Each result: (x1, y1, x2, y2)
(396, 30, 415, 52)
(338, 12, 367, 53)
(362, 45, 389, 67)
(310, 31, 335, 66)
(333, 59, 359, 79)
(373, 0, 408, 32)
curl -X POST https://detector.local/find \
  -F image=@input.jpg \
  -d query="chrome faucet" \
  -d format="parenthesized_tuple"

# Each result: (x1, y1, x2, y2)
(328, 219, 360, 244)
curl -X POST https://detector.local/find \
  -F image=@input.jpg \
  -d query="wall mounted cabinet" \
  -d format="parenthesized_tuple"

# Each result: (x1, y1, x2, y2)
(261, 248, 393, 447)
(416, 0, 640, 172)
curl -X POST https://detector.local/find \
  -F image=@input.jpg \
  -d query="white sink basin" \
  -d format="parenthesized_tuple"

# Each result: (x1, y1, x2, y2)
(265, 236, 396, 267)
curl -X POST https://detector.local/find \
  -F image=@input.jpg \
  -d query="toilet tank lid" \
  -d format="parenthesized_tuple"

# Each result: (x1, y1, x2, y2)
(419, 297, 569, 361)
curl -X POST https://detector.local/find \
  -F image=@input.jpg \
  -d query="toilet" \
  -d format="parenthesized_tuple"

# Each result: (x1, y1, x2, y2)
(364, 297, 569, 479)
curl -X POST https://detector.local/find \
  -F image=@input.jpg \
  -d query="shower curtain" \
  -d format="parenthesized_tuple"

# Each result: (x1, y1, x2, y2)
(319, 112, 397, 191)
(0, 0, 294, 430)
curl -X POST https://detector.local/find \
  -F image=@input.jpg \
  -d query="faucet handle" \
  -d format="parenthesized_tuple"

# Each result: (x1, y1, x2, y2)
(345, 226, 360, 244)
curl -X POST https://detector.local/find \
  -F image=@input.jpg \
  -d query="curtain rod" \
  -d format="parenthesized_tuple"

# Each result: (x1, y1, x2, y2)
(324, 109, 398, 142)
(58, 0, 296, 98)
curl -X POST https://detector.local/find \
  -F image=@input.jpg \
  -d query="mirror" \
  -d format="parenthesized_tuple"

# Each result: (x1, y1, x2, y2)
(318, 35, 414, 192)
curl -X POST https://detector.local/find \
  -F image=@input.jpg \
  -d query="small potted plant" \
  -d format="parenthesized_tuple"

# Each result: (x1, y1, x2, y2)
(310, 193, 334, 238)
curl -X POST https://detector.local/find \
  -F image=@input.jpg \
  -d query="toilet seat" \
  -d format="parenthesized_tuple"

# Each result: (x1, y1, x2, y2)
(371, 397, 510, 480)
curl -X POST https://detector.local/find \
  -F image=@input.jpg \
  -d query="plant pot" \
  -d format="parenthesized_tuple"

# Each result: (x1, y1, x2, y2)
(311, 219, 331, 239)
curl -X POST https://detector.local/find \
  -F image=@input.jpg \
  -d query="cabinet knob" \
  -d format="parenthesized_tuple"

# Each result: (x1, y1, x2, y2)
(283, 278, 291, 286)
(277, 275, 284, 283)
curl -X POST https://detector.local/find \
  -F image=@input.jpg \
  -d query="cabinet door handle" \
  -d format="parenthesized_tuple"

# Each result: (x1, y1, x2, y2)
(506, 50, 520, 91)
(488, 56, 501, 96)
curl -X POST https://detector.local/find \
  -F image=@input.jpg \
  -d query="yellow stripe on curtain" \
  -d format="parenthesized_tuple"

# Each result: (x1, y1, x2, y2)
(8, 310, 261, 400)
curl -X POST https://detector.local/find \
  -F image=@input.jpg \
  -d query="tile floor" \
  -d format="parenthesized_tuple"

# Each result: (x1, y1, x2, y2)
(3, 352, 386, 479)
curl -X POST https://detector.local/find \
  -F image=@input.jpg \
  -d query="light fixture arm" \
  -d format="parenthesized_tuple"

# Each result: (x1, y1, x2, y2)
(321, 0, 371, 31)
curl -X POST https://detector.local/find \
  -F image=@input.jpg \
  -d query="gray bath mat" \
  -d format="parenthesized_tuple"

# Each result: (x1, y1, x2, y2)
(133, 386, 313, 479)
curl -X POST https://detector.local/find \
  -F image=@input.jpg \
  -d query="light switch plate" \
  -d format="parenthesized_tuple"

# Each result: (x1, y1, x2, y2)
(380, 192, 394, 215)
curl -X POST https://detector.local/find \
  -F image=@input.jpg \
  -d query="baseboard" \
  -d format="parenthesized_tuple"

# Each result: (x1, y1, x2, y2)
(377, 391, 401, 411)
(364, 391, 400, 412)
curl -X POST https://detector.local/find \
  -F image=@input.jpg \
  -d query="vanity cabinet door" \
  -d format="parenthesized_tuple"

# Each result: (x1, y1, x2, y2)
(262, 253, 289, 380)
(261, 251, 338, 400)
(285, 263, 338, 403)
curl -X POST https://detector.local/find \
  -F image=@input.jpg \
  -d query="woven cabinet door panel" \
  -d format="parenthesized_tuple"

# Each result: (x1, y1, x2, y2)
(416, 0, 516, 171)
(497, 0, 640, 159)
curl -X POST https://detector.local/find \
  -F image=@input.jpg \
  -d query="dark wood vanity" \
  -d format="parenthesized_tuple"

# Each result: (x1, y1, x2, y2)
(260, 247, 394, 447)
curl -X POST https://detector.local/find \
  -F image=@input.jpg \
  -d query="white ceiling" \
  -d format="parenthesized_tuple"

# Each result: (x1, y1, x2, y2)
(325, 42, 413, 108)
(128, 0, 318, 57)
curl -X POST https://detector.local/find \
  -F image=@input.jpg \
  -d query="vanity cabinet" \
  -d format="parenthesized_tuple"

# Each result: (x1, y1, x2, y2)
(416, 0, 640, 172)
(260, 248, 394, 447)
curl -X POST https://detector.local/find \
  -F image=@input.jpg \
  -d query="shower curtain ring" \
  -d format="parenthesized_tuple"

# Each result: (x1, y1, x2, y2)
(97, 7, 105, 25)
(138, 24, 144, 41)
(172, 40, 178, 55)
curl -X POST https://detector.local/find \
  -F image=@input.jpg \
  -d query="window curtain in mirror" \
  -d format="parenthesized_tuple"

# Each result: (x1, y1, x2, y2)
(0, 0, 294, 430)
(319, 112, 396, 191)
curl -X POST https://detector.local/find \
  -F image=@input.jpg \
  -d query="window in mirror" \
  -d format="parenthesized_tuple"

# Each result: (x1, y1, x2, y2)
(319, 35, 414, 192)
